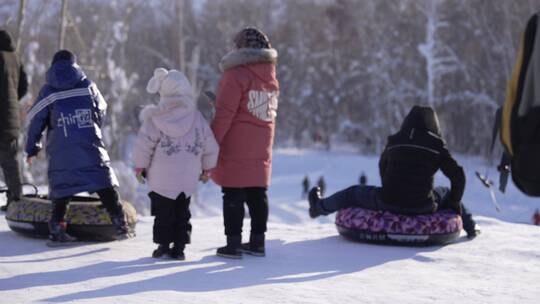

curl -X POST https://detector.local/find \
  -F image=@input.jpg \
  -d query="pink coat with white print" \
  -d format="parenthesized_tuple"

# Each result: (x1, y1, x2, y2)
(133, 98, 219, 199)
(211, 48, 279, 188)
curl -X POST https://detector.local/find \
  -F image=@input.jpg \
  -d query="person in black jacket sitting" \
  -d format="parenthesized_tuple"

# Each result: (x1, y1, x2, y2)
(308, 106, 479, 239)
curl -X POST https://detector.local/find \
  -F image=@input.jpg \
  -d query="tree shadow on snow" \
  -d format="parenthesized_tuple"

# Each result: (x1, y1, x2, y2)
(40, 236, 447, 302)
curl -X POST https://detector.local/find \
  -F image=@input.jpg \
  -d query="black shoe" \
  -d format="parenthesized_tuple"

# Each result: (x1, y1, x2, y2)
(111, 214, 133, 239)
(241, 242, 265, 256)
(465, 224, 481, 239)
(170, 244, 186, 260)
(308, 187, 323, 218)
(49, 221, 77, 243)
(152, 244, 170, 258)
(217, 245, 242, 259)
(240, 233, 265, 257)
(216, 235, 242, 259)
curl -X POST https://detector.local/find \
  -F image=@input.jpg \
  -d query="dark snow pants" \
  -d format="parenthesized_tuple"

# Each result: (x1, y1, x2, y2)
(50, 187, 125, 224)
(0, 139, 22, 202)
(222, 187, 268, 237)
(149, 191, 191, 246)
(319, 185, 475, 226)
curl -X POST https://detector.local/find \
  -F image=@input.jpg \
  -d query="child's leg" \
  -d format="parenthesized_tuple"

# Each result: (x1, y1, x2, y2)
(217, 188, 245, 258)
(319, 185, 381, 214)
(97, 187, 129, 236)
(96, 187, 124, 217)
(434, 186, 478, 238)
(49, 196, 75, 241)
(243, 187, 268, 256)
(244, 187, 268, 236)
(222, 187, 246, 238)
(149, 192, 176, 246)
(50, 197, 70, 224)
(173, 193, 192, 247)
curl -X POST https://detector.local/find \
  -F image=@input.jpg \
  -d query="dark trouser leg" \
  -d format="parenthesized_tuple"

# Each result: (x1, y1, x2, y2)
(434, 186, 477, 233)
(149, 191, 177, 245)
(174, 193, 192, 246)
(50, 196, 71, 224)
(0, 139, 22, 203)
(49, 196, 76, 241)
(222, 187, 246, 237)
(319, 185, 381, 214)
(245, 187, 268, 235)
(96, 187, 124, 217)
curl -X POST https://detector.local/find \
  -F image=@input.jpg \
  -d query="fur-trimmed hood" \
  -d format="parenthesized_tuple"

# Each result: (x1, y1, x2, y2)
(139, 97, 196, 138)
(219, 48, 278, 72)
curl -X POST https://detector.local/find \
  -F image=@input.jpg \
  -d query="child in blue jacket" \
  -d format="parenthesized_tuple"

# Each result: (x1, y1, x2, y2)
(25, 50, 131, 243)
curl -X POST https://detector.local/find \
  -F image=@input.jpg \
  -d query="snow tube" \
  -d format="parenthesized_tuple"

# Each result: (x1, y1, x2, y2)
(5, 194, 137, 241)
(335, 207, 462, 246)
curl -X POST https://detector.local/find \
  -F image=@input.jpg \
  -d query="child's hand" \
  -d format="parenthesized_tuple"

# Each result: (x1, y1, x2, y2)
(199, 170, 210, 183)
(135, 168, 146, 184)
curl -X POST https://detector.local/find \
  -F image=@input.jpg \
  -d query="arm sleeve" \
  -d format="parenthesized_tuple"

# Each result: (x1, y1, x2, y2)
(440, 146, 466, 204)
(201, 120, 220, 170)
(132, 119, 161, 169)
(17, 64, 28, 100)
(210, 70, 243, 144)
(25, 90, 49, 157)
(91, 83, 108, 126)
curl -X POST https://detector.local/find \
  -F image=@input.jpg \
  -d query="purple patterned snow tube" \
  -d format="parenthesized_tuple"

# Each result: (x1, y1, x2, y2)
(335, 207, 462, 245)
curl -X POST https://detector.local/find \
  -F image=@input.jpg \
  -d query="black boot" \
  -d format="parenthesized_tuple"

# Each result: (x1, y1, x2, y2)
(152, 243, 170, 258)
(241, 233, 265, 257)
(111, 214, 133, 240)
(1, 190, 19, 212)
(48, 220, 77, 243)
(462, 212, 481, 239)
(170, 243, 185, 260)
(308, 187, 323, 218)
(217, 235, 242, 259)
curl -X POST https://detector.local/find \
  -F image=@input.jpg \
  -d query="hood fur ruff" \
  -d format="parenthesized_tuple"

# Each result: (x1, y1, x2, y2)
(219, 48, 278, 71)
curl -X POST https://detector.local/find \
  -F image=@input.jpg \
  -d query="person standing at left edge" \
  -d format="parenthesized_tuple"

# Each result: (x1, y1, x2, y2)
(212, 28, 279, 258)
(0, 30, 28, 212)
(25, 50, 131, 244)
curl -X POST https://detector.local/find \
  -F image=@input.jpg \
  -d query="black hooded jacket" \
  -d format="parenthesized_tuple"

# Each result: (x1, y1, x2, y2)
(0, 30, 28, 142)
(378, 106, 465, 213)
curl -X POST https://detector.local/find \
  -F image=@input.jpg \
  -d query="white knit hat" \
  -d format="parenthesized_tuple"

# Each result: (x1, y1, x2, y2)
(146, 68, 194, 99)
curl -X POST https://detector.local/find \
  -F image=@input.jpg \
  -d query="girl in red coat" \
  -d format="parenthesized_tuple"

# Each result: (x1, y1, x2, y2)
(211, 28, 279, 258)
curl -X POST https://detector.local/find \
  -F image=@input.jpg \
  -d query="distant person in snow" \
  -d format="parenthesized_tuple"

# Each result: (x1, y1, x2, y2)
(0, 30, 28, 212)
(533, 209, 540, 226)
(359, 172, 367, 186)
(317, 176, 326, 197)
(302, 175, 310, 198)
(133, 68, 219, 260)
(25, 50, 131, 244)
(211, 27, 279, 259)
(308, 106, 480, 239)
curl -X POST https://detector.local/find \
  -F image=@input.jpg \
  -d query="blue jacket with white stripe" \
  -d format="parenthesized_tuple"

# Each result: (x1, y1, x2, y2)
(25, 60, 118, 199)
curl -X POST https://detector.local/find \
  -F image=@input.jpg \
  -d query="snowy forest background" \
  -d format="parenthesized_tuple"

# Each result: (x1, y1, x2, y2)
(1, 0, 539, 204)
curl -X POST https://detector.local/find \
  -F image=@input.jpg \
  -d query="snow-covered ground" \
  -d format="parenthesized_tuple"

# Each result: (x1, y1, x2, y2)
(1, 149, 540, 303)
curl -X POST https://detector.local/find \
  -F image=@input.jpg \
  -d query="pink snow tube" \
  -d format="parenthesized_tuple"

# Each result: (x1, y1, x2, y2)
(335, 207, 462, 245)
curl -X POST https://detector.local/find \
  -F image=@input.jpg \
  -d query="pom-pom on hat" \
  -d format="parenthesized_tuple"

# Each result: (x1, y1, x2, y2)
(146, 68, 194, 99)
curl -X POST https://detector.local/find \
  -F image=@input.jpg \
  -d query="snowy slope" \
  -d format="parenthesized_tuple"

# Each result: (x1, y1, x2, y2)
(1, 149, 540, 303)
